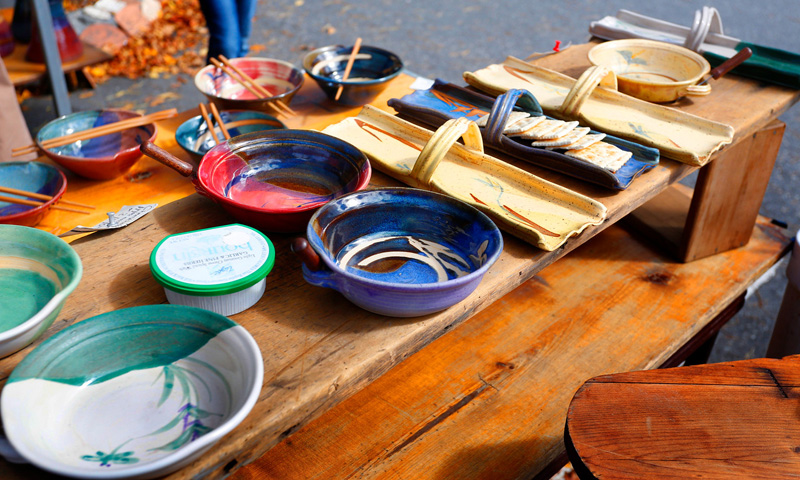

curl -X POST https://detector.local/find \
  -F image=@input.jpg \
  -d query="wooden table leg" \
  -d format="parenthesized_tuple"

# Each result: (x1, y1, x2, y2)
(682, 119, 785, 261)
(626, 120, 786, 262)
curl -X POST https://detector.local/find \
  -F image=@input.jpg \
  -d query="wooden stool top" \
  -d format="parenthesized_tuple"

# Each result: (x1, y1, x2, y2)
(566, 355, 800, 479)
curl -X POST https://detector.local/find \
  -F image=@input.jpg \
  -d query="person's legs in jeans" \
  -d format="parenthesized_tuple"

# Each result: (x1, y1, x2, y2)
(235, 0, 258, 57)
(200, 0, 240, 61)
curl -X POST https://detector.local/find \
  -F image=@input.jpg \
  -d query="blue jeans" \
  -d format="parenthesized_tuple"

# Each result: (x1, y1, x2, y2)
(199, 0, 258, 61)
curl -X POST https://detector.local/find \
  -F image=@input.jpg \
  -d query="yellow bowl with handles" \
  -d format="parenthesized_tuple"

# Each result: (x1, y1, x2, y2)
(588, 39, 711, 103)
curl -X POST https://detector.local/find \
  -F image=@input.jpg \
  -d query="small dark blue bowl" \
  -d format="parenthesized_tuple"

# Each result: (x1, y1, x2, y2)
(303, 44, 403, 106)
(300, 188, 503, 317)
(175, 110, 286, 159)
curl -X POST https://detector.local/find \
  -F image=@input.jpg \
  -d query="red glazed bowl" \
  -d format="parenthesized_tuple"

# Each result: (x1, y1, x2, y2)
(194, 57, 304, 112)
(36, 110, 157, 180)
(0, 162, 67, 227)
(141, 130, 371, 232)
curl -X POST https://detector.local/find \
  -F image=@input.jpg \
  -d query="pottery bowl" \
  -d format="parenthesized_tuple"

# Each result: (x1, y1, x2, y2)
(300, 188, 503, 317)
(194, 129, 370, 232)
(0, 162, 67, 227)
(0, 225, 82, 358)
(194, 57, 304, 112)
(175, 110, 286, 160)
(1, 305, 263, 479)
(36, 109, 157, 180)
(588, 39, 711, 103)
(303, 44, 403, 105)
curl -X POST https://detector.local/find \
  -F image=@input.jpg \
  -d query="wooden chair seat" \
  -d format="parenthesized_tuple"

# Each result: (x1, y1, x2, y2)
(565, 355, 800, 480)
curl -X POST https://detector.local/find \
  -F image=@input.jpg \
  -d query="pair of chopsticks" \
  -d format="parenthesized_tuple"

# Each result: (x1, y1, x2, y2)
(209, 55, 297, 117)
(199, 102, 230, 144)
(0, 185, 95, 214)
(335, 37, 362, 101)
(11, 108, 179, 157)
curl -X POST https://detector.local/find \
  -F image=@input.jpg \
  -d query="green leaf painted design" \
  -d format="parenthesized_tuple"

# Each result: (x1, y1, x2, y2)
(80, 355, 229, 468)
(80, 445, 139, 467)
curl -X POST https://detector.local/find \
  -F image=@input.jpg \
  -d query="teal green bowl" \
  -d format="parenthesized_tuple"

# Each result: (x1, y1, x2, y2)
(175, 110, 286, 159)
(0, 225, 82, 358)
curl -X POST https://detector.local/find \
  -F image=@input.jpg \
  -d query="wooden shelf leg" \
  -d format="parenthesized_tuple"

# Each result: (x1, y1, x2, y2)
(680, 120, 785, 261)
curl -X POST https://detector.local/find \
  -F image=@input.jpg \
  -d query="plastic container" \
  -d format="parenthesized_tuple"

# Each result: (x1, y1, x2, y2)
(150, 224, 275, 316)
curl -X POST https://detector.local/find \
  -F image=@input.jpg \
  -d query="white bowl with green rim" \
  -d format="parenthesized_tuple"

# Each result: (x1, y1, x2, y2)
(150, 224, 275, 316)
(0, 304, 263, 479)
(0, 224, 82, 358)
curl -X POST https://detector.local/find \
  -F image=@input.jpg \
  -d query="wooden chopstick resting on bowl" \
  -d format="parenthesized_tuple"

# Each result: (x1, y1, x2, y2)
(199, 103, 221, 144)
(0, 186, 94, 209)
(11, 109, 178, 157)
(0, 194, 91, 214)
(208, 102, 231, 140)
(213, 56, 297, 117)
(335, 37, 363, 101)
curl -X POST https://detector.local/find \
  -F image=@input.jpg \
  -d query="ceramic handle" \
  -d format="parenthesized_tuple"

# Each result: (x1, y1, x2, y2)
(485, 89, 543, 145)
(140, 141, 195, 177)
(0, 434, 26, 464)
(411, 118, 483, 187)
(291, 238, 321, 272)
(684, 6, 723, 52)
(683, 84, 712, 96)
(560, 66, 618, 119)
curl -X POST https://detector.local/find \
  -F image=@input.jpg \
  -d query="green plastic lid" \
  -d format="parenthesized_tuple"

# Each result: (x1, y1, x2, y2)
(149, 224, 275, 297)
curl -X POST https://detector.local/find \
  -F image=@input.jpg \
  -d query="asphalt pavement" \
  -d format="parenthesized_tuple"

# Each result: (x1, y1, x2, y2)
(14, 0, 800, 363)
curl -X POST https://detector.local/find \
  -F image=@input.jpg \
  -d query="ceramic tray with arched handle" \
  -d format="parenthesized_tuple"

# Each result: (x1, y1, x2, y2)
(322, 105, 607, 251)
(388, 79, 659, 190)
(464, 57, 734, 166)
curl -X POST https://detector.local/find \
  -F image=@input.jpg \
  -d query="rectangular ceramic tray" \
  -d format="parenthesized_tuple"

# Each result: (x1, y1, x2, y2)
(322, 105, 607, 252)
(464, 56, 734, 166)
(388, 79, 659, 190)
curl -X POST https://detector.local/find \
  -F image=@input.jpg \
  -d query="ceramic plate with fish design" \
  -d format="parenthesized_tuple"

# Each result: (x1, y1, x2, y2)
(1, 305, 263, 479)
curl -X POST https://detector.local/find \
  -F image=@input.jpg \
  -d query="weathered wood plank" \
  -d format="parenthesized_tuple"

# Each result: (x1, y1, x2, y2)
(231, 216, 791, 480)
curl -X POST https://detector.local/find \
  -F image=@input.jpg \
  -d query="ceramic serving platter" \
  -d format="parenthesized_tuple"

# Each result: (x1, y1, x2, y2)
(388, 79, 659, 189)
(322, 105, 607, 251)
(464, 56, 734, 166)
(1, 305, 263, 479)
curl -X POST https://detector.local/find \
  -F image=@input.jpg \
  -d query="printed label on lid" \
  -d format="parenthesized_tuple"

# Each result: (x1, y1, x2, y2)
(154, 225, 270, 286)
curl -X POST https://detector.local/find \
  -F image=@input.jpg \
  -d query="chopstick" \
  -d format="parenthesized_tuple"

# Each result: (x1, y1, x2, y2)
(198, 103, 221, 144)
(208, 102, 231, 140)
(335, 37, 362, 101)
(0, 194, 91, 214)
(211, 56, 297, 117)
(0, 186, 94, 209)
(12, 109, 178, 157)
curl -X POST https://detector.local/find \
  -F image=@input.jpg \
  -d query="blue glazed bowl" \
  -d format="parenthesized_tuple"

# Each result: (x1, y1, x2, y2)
(299, 188, 503, 317)
(303, 44, 403, 106)
(0, 162, 67, 227)
(175, 110, 286, 159)
(36, 109, 157, 180)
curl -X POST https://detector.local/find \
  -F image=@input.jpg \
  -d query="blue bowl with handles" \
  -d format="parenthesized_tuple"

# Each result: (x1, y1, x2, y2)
(303, 44, 403, 106)
(294, 188, 503, 317)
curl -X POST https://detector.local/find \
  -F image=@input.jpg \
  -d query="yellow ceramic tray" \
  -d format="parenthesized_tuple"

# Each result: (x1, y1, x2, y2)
(463, 56, 734, 166)
(322, 106, 607, 251)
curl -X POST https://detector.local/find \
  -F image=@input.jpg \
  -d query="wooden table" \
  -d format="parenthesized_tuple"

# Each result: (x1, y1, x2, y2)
(0, 43, 798, 479)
